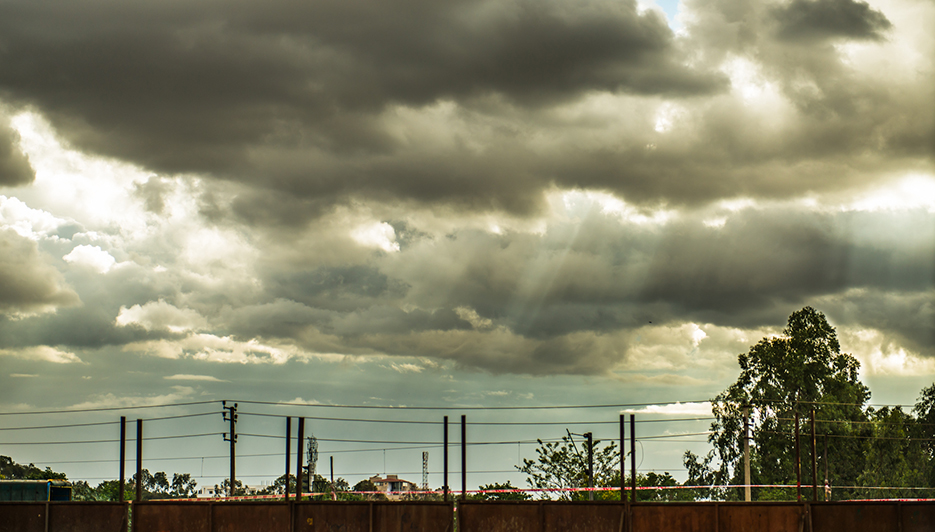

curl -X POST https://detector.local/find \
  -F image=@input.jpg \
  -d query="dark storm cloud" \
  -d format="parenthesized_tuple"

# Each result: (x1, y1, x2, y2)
(0, 230, 78, 314)
(197, 203, 932, 376)
(772, 0, 892, 42)
(0, 116, 34, 186)
(819, 288, 935, 358)
(374, 206, 934, 343)
(265, 265, 410, 311)
(0, 0, 718, 160)
(0, 0, 927, 220)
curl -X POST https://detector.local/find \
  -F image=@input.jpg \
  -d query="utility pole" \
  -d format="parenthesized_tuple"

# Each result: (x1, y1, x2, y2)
(619, 415, 625, 502)
(794, 411, 801, 503)
(443, 416, 449, 502)
(222, 401, 238, 497)
(630, 415, 636, 503)
(296, 418, 305, 500)
(823, 434, 830, 501)
(743, 406, 751, 502)
(461, 415, 466, 500)
(811, 409, 818, 502)
(585, 432, 594, 501)
(119, 417, 126, 504)
(285, 417, 291, 501)
(135, 419, 143, 503)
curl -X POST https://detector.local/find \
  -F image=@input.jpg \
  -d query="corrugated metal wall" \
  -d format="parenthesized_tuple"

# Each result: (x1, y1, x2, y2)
(2, 500, 933, 532)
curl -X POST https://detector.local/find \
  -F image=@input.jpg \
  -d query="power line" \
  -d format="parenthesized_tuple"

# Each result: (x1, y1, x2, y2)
(0, 400, 219, 416)
(236, 411, 713, 426)
(233, 399, 711, 411)
(0, 433, 223, 445)
(0, 411, 219, 431)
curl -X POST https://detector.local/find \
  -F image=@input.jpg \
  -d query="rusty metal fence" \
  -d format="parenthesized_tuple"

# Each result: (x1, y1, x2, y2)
(2, 500, 934, 532)
(460, 501, 935, 532)
(0, 502, 127, 532)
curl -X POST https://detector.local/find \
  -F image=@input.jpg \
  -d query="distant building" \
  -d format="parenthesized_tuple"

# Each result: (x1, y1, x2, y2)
(367, 475, 420, 500)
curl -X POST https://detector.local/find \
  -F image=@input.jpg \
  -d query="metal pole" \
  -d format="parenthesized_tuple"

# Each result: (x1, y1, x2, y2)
(795, 411, 801, 503)
(135, 419, 143, 503)
(743, 407, 751, 502)
(811, 409, 818, 502)
(443, 416, 449, 502)
(823, 434, 829, 501)
(330, 456, 335, 500)
(223, 401, 238, 497)
(629, 414, 636, 503)
(619, 415, 625, 501)
(296, 418, 305, 500)
(461, 415, 466, 500)
(285, 417, 291, 501)
(119, 417, 126, 504)
(586, 432, 594, 501)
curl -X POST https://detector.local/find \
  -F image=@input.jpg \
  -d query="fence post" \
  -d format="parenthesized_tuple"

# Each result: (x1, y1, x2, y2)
(296, 418, 305, 500)
(461, 415, 466, 500)
(285, 417, 291, 501)
(444, 415, 449, 502)
(629, 414, 636, 503)
(119, 417, 126, 504)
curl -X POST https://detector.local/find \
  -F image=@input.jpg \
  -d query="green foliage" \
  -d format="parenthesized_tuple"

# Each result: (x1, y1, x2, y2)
(857, 406, 930, 499)
(472, 482, 530, 500)
(215, 478, 245, 497)
(0, 455, 67, 480)
(71, 479, 134, 502)
(517, 435, 619, 500)
(259, 473, 296, 496)
(697, 307, 872, 501)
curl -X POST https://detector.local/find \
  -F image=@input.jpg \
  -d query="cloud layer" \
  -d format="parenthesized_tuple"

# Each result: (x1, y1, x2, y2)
(0, 0, 931, 412)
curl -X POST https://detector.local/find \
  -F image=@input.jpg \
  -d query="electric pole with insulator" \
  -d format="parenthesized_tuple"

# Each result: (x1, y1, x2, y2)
(223, 401, 238, 497)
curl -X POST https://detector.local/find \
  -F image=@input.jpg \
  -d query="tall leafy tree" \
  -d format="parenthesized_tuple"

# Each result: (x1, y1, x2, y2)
(857, 406, 927, 498)
(913, 384, 935, 492)
(0, 455, 67, 480)
(517, 434, 619, 500)
(688, 307, 871, 500)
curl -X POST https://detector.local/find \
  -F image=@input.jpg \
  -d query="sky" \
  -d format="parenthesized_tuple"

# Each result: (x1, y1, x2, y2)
(0, 0, 932, 493)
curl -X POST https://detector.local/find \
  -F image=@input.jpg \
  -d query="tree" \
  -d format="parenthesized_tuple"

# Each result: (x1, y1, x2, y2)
(688, 307, 872, 500)
(352, 479, 386, 501)
(170, 473, 198, 498)
(0, 455, 67, 480)
(259, 473, 296, 496)
(215, 478, 245, 497)
(857, 406, 927, 499)
(517, 434, 619, 500)
(912, 384, 935, 493)
(472, 482, 530, 501)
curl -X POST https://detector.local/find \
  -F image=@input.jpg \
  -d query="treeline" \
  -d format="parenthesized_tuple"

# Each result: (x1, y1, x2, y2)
(518, 307, 935, 501)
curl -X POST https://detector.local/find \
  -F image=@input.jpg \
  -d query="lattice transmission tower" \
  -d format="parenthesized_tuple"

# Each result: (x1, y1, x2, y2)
(422, 451, 429, 490)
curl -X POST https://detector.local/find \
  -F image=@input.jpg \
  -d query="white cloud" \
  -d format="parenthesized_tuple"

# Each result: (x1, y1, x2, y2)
(621, 401, 713, 416)
(390, 363, 424, 373)
(66, 387, 197, 410)
(164, 374, 226, 382)
(116, 300, 208, 333)
(0, 195, 67, 240)
(123, 334, 307, 364)
(843, 328, 935, 377)
(0, 346, 81, 364)
(454, 306, 493, 330)
(847, 174, 935, 213)
(351, 221, 400, 252)
(63, 244, 117, 273)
